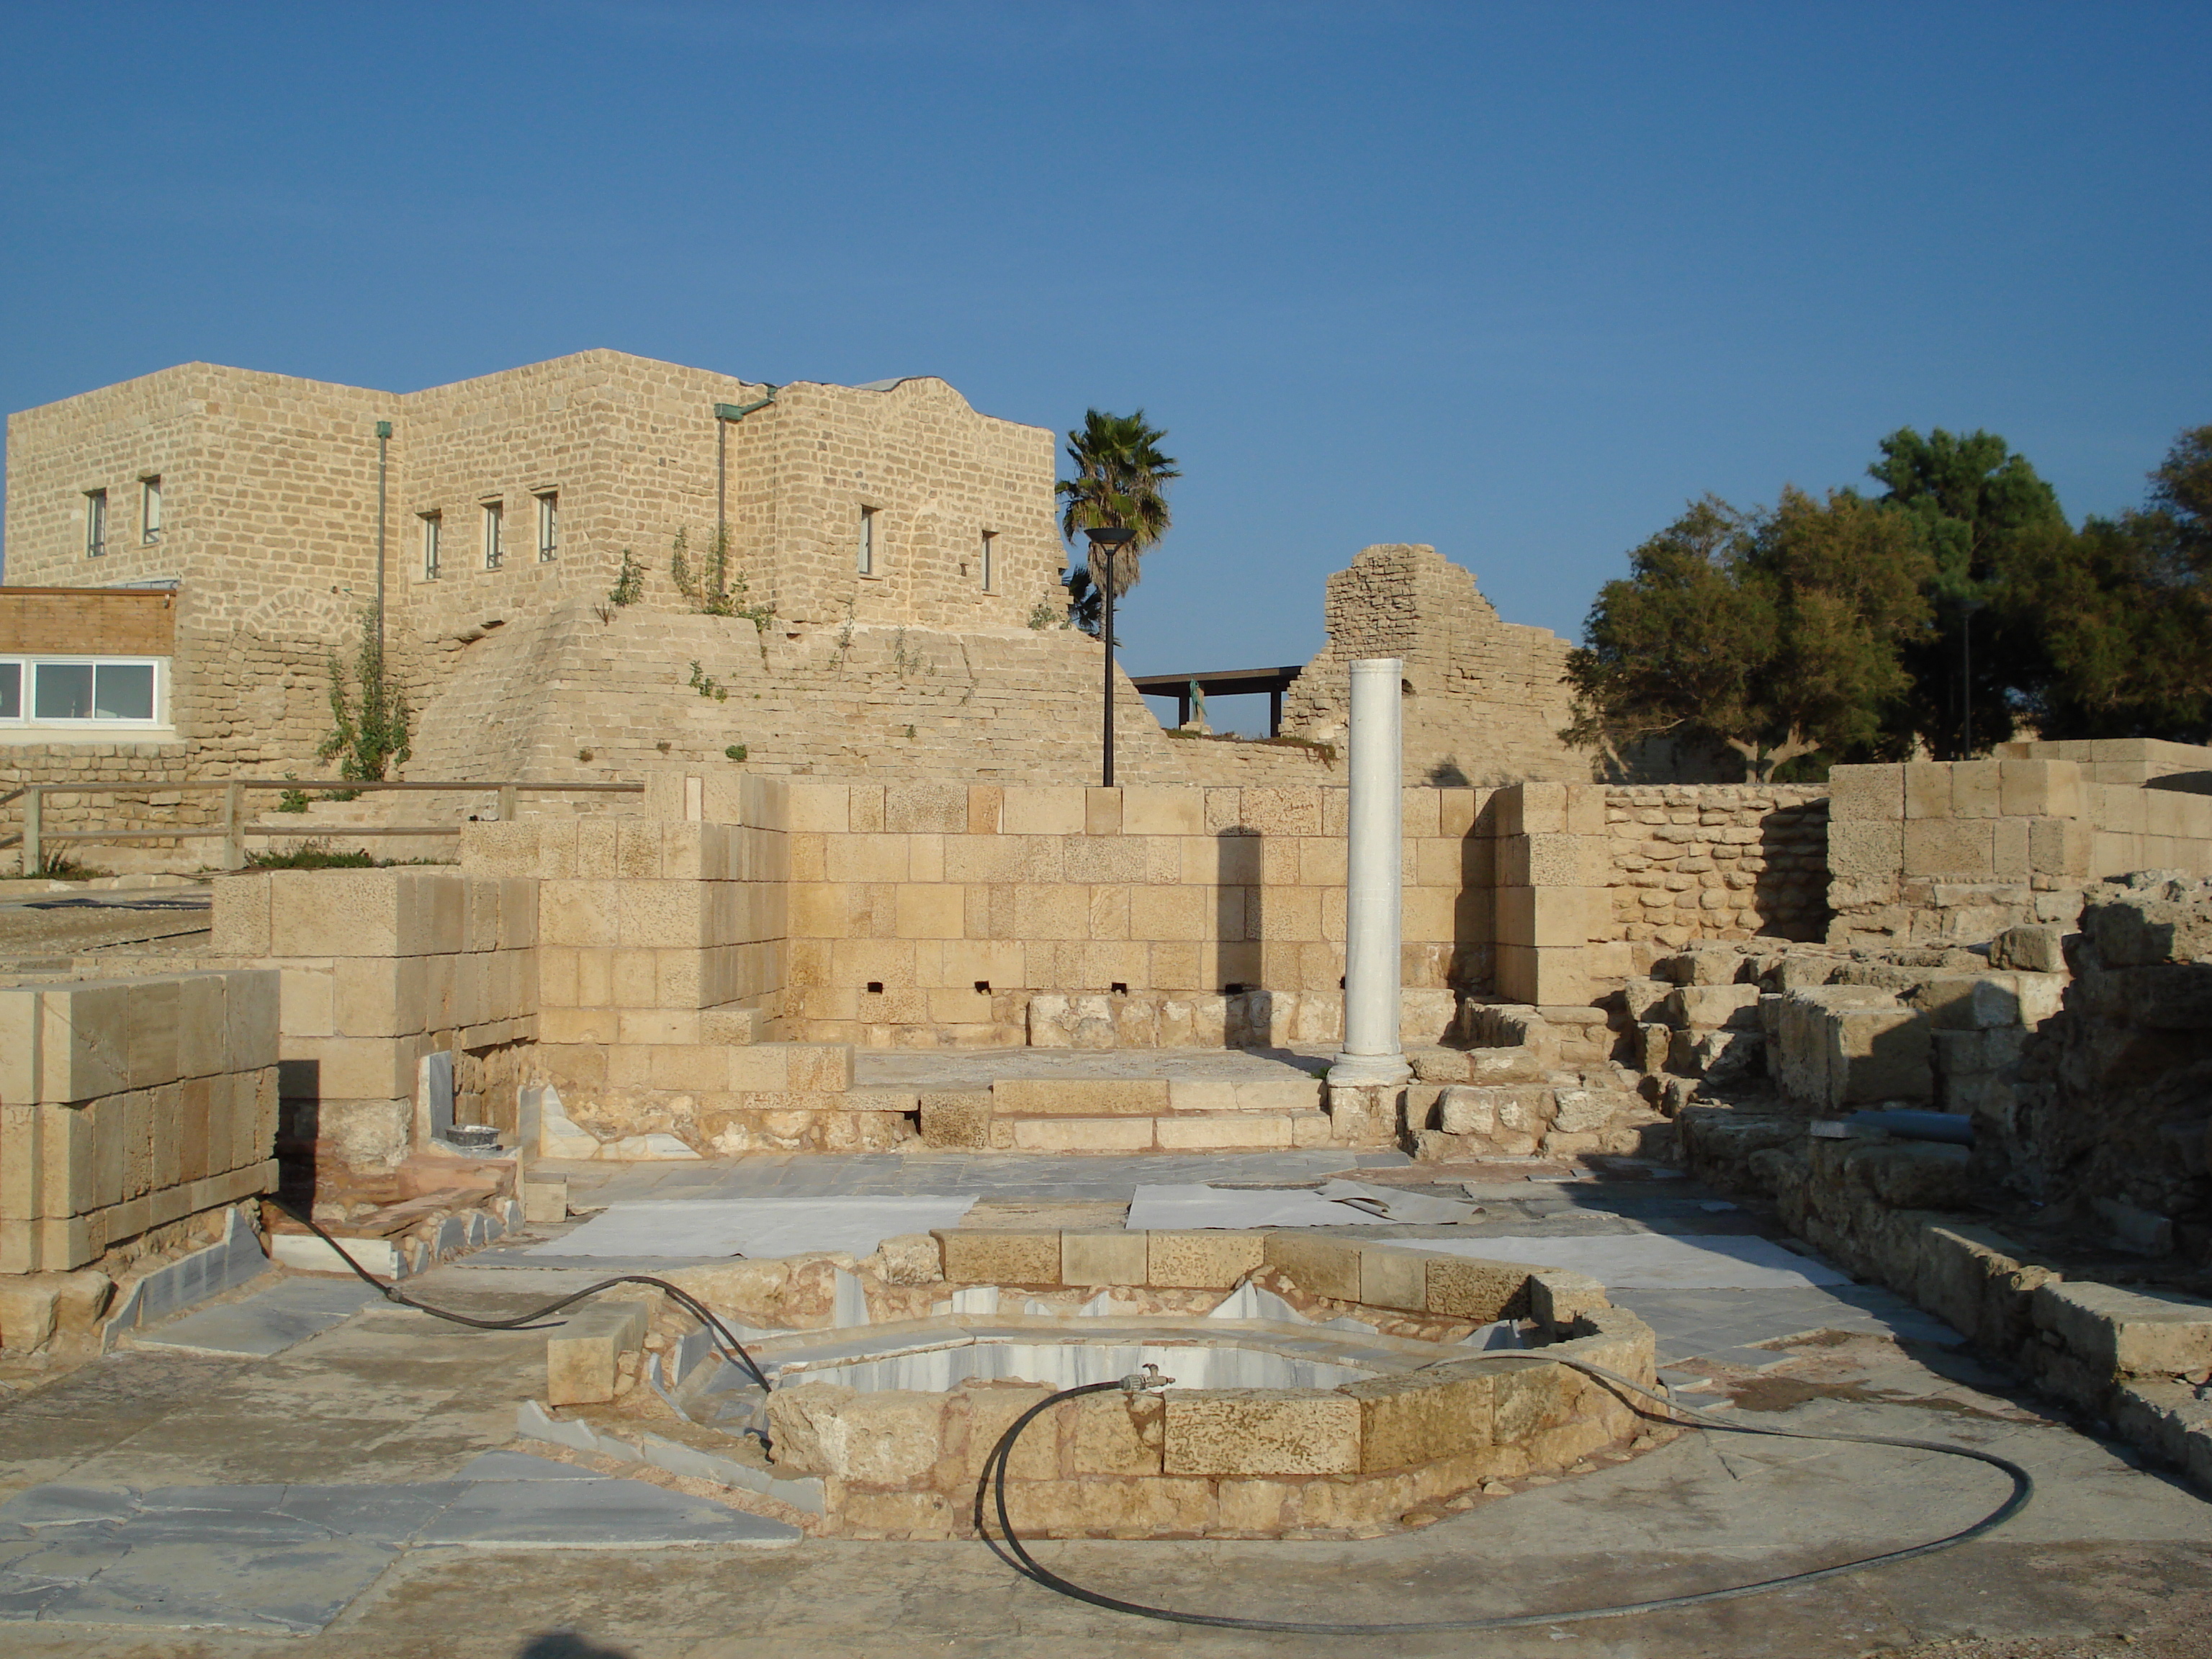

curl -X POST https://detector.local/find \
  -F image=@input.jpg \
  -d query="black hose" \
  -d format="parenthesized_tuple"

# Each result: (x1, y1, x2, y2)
(264, 1195, 773, 1395)
(973, 1360, 2035, 1634)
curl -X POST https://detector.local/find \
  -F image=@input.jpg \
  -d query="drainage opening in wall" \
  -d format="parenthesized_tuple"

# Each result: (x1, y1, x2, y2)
(866, 981, 884, 994)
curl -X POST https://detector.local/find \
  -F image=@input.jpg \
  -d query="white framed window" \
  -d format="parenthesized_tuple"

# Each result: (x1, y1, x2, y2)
(482, 500, 504, 570)
(858, 505, 877, 576)
(536, 490, 558, 561)
(421, 511, 442, 580)
(979, 530, 997, 592)
(0, 655, 168, 727)
(84, 489, 107, 557)
(140, 476, 162, 544)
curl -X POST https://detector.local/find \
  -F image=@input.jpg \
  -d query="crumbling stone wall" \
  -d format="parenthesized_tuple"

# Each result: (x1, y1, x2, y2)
(1279, 544, 1585, 787)
(2012, 878, 2212, 1246)
(1826, 750, 2212, 950)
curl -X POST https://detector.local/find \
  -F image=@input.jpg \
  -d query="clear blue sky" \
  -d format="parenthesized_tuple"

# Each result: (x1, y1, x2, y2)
(4, 1, 2206, 731)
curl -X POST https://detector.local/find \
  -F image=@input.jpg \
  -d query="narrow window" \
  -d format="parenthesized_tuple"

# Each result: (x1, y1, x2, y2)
(482, 500, 503, 570)
(979, 530, 996, 592)
(421, 512, 442, 580)
(0, 662, 20, 720)
(84, 490, 107, 557)
(140, 477, 162, 544)
(34, 663, 94, 719)
(857, 505, 876, 576)
(536, 491, 558, 561)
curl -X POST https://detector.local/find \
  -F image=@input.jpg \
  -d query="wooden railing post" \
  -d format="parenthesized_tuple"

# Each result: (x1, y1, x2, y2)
(22, 788, 40, 876)
(220, 781, 244, 870)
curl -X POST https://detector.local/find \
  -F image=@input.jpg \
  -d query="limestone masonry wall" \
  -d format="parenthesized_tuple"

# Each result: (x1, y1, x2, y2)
(0, 969, 280, 1273)
(1602, 786, 1830, 948)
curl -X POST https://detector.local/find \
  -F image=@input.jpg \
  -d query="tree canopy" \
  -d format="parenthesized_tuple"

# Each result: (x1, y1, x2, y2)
(1569, 423, 2212, 779)
(1566, 488, 1931, 780)
(1056, 409, 1178, 602)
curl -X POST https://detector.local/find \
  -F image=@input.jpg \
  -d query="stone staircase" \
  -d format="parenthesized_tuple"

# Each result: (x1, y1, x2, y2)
(922, 1073, 1335, 1152)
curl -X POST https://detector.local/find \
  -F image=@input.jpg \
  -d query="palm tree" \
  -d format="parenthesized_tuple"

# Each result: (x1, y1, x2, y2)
(1056, 409, 1178, 599)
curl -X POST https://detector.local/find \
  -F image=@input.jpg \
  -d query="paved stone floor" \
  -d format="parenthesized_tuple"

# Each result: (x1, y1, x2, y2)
(3, 1154, 2208, 1655)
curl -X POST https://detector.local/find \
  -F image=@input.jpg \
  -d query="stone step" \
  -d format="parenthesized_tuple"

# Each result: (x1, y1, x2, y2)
(986, 1077, 1325, 1118)
(992, 1110, 1335, 1153)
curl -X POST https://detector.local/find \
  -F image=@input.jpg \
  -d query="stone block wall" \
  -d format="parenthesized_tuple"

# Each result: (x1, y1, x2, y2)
(1601, 785, 1830, 948)
(766, 778, 1500, 1048)
(0, 970, 279, 1272)
(208, 868, 539, 1173)
(1827, 752, 2212, 949)
(1, 746, 202, 873)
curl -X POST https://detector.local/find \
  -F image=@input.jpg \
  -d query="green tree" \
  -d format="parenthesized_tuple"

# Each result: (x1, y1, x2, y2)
(1568, 489, 1933, 780)
(1998, 425, 2212, 742)
(1055, 409, 1178, 603)
(318, 609, 413, 782)
(1867, 427, 2067, 757)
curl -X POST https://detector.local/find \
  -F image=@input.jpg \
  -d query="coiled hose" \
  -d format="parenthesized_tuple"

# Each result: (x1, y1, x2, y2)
(972, 1360, 2035, 1635)
(266, 1196, 774, 1395)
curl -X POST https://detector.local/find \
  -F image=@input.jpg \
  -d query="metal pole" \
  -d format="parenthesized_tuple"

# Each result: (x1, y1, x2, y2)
(1961, 608, 1973, 757)
(1102, 548, 1115, 788)
(374, 421, 391, 660)
(22, 788, 40, 876)
(717, 418, 727, 554)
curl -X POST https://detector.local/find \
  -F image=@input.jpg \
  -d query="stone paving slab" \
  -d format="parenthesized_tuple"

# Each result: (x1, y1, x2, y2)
(0, 1475, 798, 1632)
(130, 1278, 383, 1358)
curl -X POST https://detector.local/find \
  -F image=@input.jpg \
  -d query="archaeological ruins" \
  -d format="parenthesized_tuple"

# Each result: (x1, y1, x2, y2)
(1, 353, 2208, 1583)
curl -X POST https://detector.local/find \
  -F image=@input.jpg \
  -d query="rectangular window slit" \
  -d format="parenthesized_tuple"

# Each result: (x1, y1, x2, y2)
(866, 981, 884, 994)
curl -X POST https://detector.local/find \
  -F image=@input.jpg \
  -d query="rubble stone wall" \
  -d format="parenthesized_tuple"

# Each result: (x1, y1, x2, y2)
(1278, 543, 1585, 786)
(1601, 785, 1830, 947)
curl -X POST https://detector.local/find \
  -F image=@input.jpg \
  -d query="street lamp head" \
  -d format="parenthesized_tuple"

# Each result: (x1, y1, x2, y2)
(1084, 526, 1137, 553)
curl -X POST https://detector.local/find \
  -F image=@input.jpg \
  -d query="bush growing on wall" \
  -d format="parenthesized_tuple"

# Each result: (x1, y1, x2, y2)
(318, 610, 413, 782)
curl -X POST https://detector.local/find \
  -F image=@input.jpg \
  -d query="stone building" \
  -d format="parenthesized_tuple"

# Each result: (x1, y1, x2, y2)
(3, 351, 1588, 811)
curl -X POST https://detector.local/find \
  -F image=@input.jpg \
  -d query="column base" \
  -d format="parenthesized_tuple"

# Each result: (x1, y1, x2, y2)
(1327, 1053, 1412, 1088)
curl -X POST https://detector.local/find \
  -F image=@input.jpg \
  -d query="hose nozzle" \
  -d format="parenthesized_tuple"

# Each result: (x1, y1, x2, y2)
(1120, 1363, 1174, 1392)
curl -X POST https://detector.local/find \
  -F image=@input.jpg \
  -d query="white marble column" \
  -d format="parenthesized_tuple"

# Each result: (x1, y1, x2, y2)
(1330, 657, 1411, 1087)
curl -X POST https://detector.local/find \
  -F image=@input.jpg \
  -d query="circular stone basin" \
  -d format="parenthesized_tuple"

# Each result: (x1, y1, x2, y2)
(775, 1332, 1381, 1393)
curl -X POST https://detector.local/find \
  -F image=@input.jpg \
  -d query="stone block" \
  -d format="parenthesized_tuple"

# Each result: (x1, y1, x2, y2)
(1163, 1390, 1360, 1476)
(1148, 1230, 1266, 1288)
(992, 1078, 1169, 1117)
(1665, 983, 1763, 1030)
(1903, 819, 1995, 878)
(1529, 1269, 1609, 1334)
(2032, 1280, 2212, 1378)
(1358, 1244, 1427, 1311)
(1154, 1114, 1294, 1149)
(1827, 764, 1904, 822)
(1950, 761, 2001, 819)
(1062, 1231, 1146, 1287)
(936, 1229, 1061, 1285)
(1905, 975, 2028, 1030)
(1344, 1364, 1493, 1470)
(1499, 782, 1568, 837)
(1009, 1118, 1153, 1151)
(918, 1090, 991, 1148)
(1069, 1392, 1164, 1475)
(522, 1179, 567, 1223)
(1426, 1254, 1533, 1322)
(37, 982, 129, 1104)
(2000, 760, 2083, 820)
(1905, 762, 1954, 820)
(545, 1297, 649, 1406)
(1827, 820, 1902, 882)
(1263, 1233, 1361, 1301)
(210, 876, 271, 956)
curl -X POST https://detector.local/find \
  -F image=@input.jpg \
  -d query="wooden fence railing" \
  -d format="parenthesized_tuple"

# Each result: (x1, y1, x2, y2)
(1, 779, 644, 873)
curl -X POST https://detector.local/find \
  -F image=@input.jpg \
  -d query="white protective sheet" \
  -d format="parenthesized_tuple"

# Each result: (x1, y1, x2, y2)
(529, 1197, 977, 1260)
(1411, 1233, 1850, 1290)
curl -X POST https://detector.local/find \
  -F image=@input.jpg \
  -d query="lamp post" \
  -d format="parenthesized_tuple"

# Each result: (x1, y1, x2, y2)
(1958, 594, 1987, 757)
(1084, 526, 1136, 787)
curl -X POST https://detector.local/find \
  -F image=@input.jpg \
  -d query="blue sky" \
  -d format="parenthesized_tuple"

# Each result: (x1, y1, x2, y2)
(3, 1, 2206, 732)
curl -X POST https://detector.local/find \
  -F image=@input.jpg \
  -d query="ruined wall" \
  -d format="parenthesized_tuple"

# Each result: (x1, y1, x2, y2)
(1279, 544, 1584, 786)
(1826, 749, 2212, 950)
